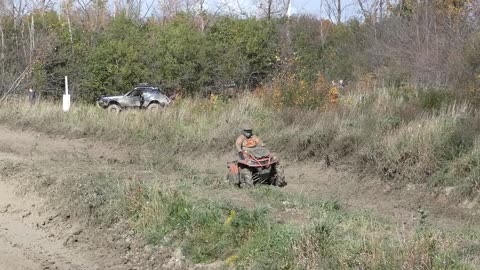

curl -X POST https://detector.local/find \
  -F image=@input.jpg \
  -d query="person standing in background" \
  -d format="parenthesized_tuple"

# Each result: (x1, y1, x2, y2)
(28, 88, 37, 106)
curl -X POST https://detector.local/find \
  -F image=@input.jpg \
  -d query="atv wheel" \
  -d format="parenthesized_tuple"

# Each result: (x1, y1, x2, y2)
(240, 169, 253, 188)
(274, 166, 287, 187)
(227, 172, 240, 187)
(147, 103, 162, 111)
(107, 104, 121, 113)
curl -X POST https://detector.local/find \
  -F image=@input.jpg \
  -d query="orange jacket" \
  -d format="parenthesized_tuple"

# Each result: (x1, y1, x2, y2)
(235, 135, 264, 152)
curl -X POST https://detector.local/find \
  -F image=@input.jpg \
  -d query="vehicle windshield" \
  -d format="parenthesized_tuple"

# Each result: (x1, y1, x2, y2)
(125, 90, 143, 97)
(124, 87, 162, 96)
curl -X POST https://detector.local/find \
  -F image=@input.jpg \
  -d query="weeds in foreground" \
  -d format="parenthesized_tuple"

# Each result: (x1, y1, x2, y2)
(124, 183, 473, 269)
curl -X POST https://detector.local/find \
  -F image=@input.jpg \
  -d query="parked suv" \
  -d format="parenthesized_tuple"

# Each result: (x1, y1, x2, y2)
(96, 84, 171, 113)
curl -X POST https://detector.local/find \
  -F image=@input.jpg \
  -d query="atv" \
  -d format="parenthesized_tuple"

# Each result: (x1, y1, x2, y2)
(227, 146, 286, 188)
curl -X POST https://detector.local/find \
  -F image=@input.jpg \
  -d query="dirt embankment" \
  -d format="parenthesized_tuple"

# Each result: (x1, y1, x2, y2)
(0, 125, 478, 269)
(0, 127, 186, 270)
(0, 128, 100, 269)
(0, 180, 97, 270)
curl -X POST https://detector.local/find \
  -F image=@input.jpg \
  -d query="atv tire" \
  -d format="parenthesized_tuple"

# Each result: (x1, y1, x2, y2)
(227, 172, 240, 187)
(274, 166, 287, 187)
(107, 104, 121, 113)
(240, 169, 254, 188)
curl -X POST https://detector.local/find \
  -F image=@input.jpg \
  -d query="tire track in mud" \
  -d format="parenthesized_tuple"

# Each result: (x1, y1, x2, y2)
(0, 126, 180, 270)
(0, 127, 101, 270)
(0, 181, 98, 270)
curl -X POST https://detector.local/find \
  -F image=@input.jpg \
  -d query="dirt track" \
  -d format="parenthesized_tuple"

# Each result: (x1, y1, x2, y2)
(0, 181, 98, 270)
(0, 125, 478, 269)
(0, 127, 103, 269)
(0, 126, 187, 270)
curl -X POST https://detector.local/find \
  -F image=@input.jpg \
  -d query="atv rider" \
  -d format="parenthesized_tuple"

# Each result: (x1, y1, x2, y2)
(236, 125, 265, 159)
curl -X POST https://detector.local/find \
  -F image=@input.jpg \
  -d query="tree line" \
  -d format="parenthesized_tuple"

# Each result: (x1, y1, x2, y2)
(0, 0, 479, 103)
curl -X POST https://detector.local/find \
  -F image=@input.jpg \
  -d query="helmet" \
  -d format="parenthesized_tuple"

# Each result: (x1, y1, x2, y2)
(243, 125, 253, 138)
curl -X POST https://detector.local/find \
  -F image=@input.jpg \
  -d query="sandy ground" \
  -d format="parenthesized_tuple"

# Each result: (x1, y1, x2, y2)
(0, 126, 147, 270)
(0, 180, 99, 270)
(0, 128, 102, 269)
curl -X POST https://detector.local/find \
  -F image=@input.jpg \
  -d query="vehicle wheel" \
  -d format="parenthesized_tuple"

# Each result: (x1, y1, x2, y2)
(107, 104, 121, 113)
(147, 103, 162, 111)
(240, 169, 253, 188)
(274, 166, 287, 187)
(227, 172, 240, 187)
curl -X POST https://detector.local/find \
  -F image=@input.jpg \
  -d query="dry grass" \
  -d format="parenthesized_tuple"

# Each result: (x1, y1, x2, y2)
(0, 87, 479, 269)
(1, 87, 479, 193)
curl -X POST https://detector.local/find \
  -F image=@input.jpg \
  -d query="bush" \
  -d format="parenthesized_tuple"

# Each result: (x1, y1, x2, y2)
(359, 103, 477, 182)
(419, 89, 451, 111)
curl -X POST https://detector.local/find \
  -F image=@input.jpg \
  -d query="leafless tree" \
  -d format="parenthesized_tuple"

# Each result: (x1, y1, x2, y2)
(256, 0, 290, 20)
(212, 0, 253, 17)
(157, 0, 203, 19)
(0, 0, 5, 15)
(324, 0, 356, 24)
(0, 22, 5, 78)
(197, 0, 233, 31)
(28, 0, 56, 13)
(67, 0, 110, 30)
(356, 0, 390, 22)
(0, 0, 5, 75)
(366, 1, 475, 87)
(5, 0, 30, 27)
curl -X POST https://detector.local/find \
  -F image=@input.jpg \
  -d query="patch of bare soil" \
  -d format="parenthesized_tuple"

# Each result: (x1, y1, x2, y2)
(0, 126, 189, 270)
(0, 180, 97, 270)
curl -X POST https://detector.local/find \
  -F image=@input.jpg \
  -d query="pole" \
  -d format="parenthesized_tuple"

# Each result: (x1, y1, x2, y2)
(63, 76, 71, 112)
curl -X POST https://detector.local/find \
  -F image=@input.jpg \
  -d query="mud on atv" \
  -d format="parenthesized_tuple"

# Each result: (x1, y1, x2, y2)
(227, 147, 287, 188)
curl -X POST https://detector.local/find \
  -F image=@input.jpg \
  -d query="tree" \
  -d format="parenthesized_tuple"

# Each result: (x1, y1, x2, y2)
(157, 0, 204, 20)
(85, 15, 148, 100)
(256, 0, 290, 20)
(207, 17, 279, 87)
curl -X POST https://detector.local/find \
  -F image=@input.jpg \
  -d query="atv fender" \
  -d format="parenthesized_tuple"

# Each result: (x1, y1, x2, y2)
(227, 161, 239, 174)
(227, 161, 241, 186)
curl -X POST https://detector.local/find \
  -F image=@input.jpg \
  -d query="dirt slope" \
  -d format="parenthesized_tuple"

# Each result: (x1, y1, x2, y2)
(0, 130, 100, 269)
(0, 180, 98, 270)
(0, 125, 478, 269)
(0, 127, 150, 270)
(198, 151, 479, 231)
(0, 126, 189, 270)
(283, 162, 479, 230)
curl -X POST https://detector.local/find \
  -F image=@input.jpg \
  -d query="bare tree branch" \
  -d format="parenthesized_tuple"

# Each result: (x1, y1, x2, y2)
(0, 64, 32, 101)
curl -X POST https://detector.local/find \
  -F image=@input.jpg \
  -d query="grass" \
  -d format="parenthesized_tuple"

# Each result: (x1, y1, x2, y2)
(361, 105, 476, 181)
(4, 155, 477, 269)
(109, 180, 474, 269)
(1, 154, 480, 269)
(2, 88, 478, 195)
(131, 185, 480, 269)
(0, 87, 479, 268)
(432, 139, 480, 198)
